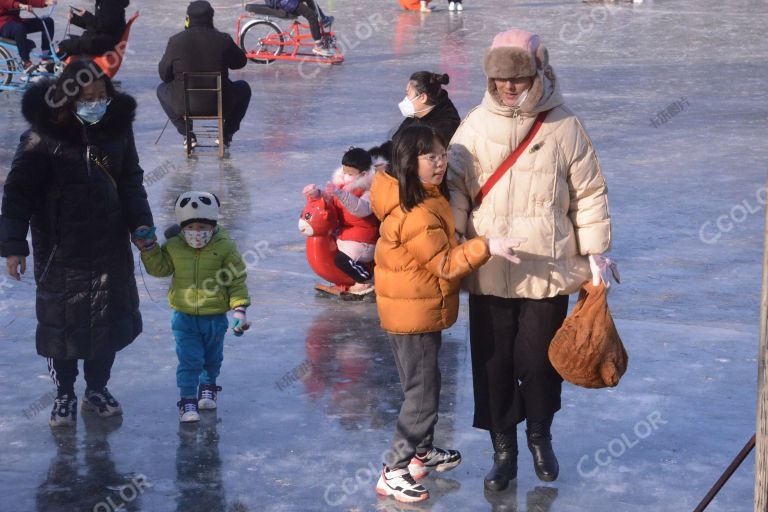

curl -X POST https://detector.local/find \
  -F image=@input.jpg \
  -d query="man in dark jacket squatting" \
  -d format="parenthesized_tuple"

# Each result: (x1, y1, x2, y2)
(157, 0, 251, 151)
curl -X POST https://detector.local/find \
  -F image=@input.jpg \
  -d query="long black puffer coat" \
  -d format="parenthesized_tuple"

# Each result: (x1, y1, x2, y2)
(0, 80, 153, 360)
(60, 0, 129, 56)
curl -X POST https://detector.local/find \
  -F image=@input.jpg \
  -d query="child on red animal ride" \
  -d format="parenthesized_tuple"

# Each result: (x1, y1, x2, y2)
(264, 0, 334, 57)
(303, 147, 379, 296)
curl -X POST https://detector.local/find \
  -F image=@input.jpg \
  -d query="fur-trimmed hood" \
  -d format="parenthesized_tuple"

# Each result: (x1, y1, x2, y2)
(331, 166, 375, 193)
(20, 79, 137, 144)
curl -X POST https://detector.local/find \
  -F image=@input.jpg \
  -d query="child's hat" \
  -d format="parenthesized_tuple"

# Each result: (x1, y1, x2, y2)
(175, 191, 220, 228)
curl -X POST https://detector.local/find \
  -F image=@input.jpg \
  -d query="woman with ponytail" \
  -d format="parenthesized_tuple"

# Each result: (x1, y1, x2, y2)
(391, 71, 461, 147)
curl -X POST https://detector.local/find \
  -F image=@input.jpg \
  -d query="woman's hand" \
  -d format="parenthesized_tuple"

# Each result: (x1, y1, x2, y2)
(589, 254, 620, 288)
(488, 237, 527, 264)
(6, 256, 26, 281)
(45, 0, 57, 6)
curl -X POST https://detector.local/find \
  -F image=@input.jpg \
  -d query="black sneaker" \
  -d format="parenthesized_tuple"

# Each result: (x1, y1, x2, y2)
(408, 446, 462, 479)
(183, 133, 198, 151)
(178, 398, 200, 423)
(82, 387, 123, 417)
(50, 394, 77, 428)
(375, 466, 428, 503)
(198, 384, 222, 410)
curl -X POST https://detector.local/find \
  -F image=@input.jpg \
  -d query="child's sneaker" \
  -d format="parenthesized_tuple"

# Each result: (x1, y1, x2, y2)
(449, 1, 456, 10)
(348, 282, 375, 295)
(455, 1, 463, 10)
(198, 384, 222, 410)
(82, 387, 123, 417)
(408, 447, 462, 479)
(178, 398, 200, 423)
(376, 466, 429, 503)
(50, 394, 77, 428)
(420, 1, 432, 12)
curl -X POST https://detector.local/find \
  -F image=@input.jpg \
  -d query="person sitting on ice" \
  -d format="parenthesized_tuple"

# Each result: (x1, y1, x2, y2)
(57, 0, 128, 58)
(264, 0, 334, 57)
(157, 1, 251, 151)
(303, 147, 379, 296)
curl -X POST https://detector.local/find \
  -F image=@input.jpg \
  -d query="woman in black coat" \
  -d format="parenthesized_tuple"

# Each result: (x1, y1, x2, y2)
(58, 0, 128, 57)
(0, 60, 153, 427)
(391, 71, 462, 146)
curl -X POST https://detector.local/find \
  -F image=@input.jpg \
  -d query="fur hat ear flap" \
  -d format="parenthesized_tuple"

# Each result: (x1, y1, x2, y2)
(535, 44, 548, 71)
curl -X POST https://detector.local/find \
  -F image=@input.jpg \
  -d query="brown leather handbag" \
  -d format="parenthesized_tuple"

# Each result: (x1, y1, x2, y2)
(548, 282, 628, 388)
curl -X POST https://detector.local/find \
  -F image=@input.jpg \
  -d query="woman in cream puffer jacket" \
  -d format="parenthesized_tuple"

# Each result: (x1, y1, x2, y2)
(447, 29, 611, 490)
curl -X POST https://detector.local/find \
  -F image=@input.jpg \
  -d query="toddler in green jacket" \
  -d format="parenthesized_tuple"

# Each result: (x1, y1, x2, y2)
(139, 191, 251, 422)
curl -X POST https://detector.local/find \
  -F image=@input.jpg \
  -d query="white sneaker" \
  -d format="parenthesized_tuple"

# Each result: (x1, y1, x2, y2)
(456, 2, 463, 10)
(376, 467, 429, 503)
(408, 446, 462, 480)
(198, 384, 221, 410)
(348, 282, 375, 296)
(178, 398, 200, 423)
(449, 1, 456, 10)
(420, 1, 432, 12)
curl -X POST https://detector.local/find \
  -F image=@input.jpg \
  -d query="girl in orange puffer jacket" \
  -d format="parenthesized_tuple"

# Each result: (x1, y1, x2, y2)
(369, 124, 524, 503)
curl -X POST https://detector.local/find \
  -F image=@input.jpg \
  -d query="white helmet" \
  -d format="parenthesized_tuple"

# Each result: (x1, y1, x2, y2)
(174, 191, 220, 228)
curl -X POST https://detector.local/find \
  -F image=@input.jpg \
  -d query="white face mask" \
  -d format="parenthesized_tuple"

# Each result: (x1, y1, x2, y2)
(183, 228, 214, 249)
(398, 95, 434, 118)
(510, 88, 530, 107)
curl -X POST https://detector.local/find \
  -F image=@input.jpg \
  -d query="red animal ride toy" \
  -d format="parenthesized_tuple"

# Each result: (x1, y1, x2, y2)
(299, 194, 357, 295)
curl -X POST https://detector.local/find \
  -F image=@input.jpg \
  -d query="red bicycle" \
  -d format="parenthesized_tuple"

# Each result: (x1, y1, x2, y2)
(235, 3, 343, 65)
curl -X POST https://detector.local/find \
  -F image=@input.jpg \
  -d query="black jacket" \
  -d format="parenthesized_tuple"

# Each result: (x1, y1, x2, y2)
(65, 0, 128, 55)
(0, 81, 153, 359)
(392, 90, 462, 145)
(158, 19, 248, 113)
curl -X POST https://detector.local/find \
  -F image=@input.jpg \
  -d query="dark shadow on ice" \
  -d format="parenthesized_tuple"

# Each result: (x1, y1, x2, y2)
(484, 481, 519, 512)
(525, 486, 558, 512)
(36, 413, 145, 512)
(175, 414, 227, 512)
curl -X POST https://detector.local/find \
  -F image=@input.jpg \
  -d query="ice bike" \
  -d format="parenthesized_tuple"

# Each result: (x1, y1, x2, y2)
(235, 3, 344, 65)
(0, 7, 63, 91)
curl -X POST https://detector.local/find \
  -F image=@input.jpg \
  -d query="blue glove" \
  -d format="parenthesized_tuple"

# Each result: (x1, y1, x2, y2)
(230, 307, 250, 337)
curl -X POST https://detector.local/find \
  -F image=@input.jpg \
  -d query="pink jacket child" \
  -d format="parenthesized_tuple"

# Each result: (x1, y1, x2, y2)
(303, 147, 379, 295)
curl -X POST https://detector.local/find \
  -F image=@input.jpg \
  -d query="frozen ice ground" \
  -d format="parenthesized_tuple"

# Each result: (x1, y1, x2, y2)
(1, 0, 767, 510)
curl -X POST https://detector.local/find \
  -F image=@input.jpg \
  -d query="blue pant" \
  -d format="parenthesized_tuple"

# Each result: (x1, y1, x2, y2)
(172, 311, 227, 397)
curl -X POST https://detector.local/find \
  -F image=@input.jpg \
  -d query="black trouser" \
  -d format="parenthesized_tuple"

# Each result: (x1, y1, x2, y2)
(334, 251, 371, 283)
(0, 18, 54, 62)
(157, 81, 252, 140)
(469, 294, 569, 433)
(47, 353, 116, 397)
(385, 332, 442, 469)
(295, 0, 325, 41)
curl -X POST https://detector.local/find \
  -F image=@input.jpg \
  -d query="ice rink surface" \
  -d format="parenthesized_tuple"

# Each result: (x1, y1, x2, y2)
(1, 0, 767, 510)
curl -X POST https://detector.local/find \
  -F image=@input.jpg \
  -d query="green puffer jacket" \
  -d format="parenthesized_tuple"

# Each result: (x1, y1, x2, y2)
(141, 228, 250, 315)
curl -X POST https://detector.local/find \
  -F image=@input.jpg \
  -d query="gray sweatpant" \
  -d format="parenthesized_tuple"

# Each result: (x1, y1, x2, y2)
(384, 331, 442, 470)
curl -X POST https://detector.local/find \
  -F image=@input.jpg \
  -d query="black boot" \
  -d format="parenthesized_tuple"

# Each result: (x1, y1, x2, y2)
(526, 418, 559, 482)
(484, 431, 517, 491)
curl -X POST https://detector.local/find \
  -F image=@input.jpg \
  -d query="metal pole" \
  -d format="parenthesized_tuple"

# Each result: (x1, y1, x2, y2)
(756, 180, 768, 511)
(693, 435, 755, 512)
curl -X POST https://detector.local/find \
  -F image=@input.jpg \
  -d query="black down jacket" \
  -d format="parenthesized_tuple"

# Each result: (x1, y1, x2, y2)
(61, 0, 129, 56)
(157, 17, 247, 114)
(0, 80, 153, 359)
(392, 89, 462, 146)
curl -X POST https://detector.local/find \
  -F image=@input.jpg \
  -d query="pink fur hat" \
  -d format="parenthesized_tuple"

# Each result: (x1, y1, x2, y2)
(483, 29, 548, 79)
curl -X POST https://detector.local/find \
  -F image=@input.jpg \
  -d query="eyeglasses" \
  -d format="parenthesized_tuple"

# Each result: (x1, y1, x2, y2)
(418, 152, 448, 164)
